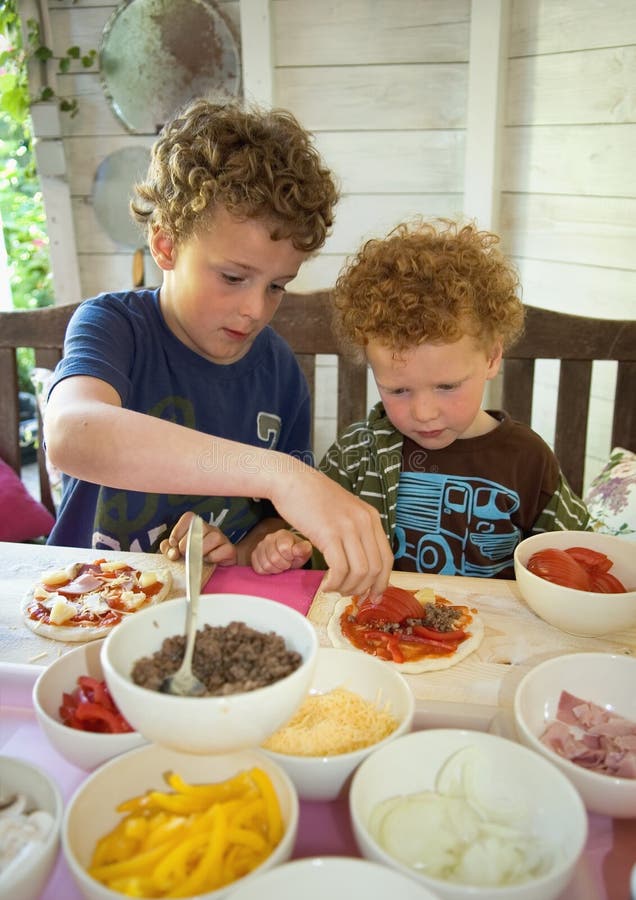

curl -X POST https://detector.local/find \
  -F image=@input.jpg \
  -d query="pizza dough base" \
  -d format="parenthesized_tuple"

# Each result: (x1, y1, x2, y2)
(327, 595, 484, 674)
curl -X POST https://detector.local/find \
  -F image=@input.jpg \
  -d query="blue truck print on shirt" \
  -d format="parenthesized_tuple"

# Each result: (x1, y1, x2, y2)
(394, 472, 522, 577)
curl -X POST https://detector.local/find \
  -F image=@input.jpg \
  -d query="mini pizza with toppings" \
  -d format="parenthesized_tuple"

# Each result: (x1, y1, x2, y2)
(327, 584, 484, 674)
(22, 559, 172, 642)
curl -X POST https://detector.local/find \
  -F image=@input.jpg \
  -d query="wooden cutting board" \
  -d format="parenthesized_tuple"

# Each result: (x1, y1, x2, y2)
(308, 572, 636, 725)
(0, 544, 214, 667)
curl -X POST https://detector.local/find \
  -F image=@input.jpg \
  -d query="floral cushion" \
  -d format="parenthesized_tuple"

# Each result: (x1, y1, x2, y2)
(585, 447, 636, 540)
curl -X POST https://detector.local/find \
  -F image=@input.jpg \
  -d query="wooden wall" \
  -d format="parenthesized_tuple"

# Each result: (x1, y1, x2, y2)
(22, 0, 635, 488)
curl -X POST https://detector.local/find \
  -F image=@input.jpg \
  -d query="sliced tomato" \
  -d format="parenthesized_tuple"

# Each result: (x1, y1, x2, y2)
(589, 571, 627, 593)
(527, 549, 592, 591)
(564, 547, 613, 574)
(355, 586, 423, 625)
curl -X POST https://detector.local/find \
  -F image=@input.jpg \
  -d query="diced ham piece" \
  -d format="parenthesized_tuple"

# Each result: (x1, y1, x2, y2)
(540, 689, 636, 780)
(58, 572, 105, 596)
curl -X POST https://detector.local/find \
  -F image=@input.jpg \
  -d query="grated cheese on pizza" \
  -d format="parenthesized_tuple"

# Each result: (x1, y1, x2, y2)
(262, 686, 398, 756)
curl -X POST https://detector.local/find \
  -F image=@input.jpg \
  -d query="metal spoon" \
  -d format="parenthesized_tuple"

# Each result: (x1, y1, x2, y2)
(160, 515, 208, 696)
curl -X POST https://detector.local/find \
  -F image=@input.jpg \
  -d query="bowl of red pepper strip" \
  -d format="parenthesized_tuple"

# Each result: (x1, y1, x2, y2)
(33, 640, 146, 771)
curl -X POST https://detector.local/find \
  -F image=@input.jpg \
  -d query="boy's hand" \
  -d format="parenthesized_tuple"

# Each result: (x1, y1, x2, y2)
(159, 511, 237, 566)
(250, 529, 313, 575)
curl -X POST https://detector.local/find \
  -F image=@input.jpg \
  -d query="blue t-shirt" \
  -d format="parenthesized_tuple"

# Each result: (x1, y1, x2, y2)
(46, 290, 311, 552)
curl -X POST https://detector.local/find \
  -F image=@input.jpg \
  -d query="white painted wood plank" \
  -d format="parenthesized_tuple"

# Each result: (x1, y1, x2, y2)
(502, 125, 636, 196)
(47, 4, 114, 66)
(274, 64, 467, 130)
(510, 0, 636, 56)
(499, 194, 636, 270)
(78, 252, 161, 298)
(287, 254, 347, 292)
(39, 176, 82, 305)
(506, 47, 636, 126)
(56, 73, 128, 137)
(239, 0, 273, 105)
(463, 0, 509, 231)
(513, 257, 635, 318)
(272, 0, 470, 65)
(316, 131, 465, 193)
(323, 193, 463, 254)
(64, 135, 156, 196)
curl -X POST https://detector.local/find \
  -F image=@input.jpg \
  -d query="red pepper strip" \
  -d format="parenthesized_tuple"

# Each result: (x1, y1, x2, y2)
(74, 702, 132, 734)
(412, 624, 466, 642)
(77, 676, 111, 708)
(385, 633, 405, 664)
(398, 633, 459, 651)
(360, 629, 395, 661)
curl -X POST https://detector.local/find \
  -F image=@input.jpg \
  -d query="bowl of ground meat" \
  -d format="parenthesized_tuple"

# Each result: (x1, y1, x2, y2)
(100, 593, 319, 754)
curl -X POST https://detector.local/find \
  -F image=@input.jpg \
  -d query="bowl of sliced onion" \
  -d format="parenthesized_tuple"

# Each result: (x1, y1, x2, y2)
(349, 729, 587, 900)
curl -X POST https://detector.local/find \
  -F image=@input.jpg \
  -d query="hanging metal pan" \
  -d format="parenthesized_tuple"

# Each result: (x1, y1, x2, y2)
(92, 146, 151, 286)
(99, 0, 241, 135)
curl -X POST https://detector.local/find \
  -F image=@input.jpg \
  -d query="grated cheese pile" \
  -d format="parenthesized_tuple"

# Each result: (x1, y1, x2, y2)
(262, 686, 398, 756)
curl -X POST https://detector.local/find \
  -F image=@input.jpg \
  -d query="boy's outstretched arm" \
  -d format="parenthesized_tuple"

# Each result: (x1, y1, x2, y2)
(45, 375, 393, 600)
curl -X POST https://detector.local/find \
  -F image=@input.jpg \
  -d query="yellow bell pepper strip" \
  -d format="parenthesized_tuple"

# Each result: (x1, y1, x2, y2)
(88, 767, 284, 898)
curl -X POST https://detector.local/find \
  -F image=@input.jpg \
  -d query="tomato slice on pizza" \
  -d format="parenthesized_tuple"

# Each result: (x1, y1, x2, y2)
(327, 585, 484, 674)
(22, 559, 172, 643)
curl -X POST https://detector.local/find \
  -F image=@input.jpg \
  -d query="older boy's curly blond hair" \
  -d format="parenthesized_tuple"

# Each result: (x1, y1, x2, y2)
(333, 219, 525, 360)
(131, 98, 339, 252)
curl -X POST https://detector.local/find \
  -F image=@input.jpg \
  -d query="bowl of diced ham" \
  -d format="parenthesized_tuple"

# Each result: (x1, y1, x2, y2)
(514, 652, 636, 817)
(513, 531, 636, 636)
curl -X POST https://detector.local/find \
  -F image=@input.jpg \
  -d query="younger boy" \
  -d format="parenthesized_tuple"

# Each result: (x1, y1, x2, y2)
(44, 99, 393, 600)
(251, 219, 590, 579)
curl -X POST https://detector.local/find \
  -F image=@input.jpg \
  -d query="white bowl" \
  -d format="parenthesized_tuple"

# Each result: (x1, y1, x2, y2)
(225, 856, 442, 899)
(101, 593, 319, 754)
(513, 531, 636, 636)
(513, 652, 636, 818)
(0, 755, 63, 900)
(33, 640, 146, 770)
(260, 647, 415, 800)
(62, 743, 299, 900)
(349, 729, 587, 900)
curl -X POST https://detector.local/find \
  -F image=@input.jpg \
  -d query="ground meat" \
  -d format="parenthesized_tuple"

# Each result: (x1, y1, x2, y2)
(349, 602, 462, 634)
(131, 621, 302, 696)
(410, 602, 462, 632)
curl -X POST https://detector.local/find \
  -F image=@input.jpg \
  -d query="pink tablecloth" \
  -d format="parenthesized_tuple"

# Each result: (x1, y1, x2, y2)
(3, 566, 634, 899)
(202, 564, 324, 615)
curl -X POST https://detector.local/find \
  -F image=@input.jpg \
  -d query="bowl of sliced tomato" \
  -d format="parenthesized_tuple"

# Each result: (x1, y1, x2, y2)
(33, 640, 146, 771)
(513, 531, 636, 636)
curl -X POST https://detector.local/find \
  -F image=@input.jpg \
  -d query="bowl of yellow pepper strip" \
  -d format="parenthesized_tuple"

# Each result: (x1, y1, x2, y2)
(61, 743, 298, 899)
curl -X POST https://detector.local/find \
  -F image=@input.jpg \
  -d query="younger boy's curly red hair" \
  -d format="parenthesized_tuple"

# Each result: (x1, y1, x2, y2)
(333, 219, 525, 360)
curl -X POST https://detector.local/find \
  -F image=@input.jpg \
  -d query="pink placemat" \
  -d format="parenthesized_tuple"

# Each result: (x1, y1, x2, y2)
(203, 566, 324, 616)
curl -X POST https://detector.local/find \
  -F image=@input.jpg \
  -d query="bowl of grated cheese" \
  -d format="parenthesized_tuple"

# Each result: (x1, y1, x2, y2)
(260, 646, 415, 800)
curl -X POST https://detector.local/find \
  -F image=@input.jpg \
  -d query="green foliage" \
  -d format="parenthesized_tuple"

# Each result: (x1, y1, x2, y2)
(0, 0, 55, 389)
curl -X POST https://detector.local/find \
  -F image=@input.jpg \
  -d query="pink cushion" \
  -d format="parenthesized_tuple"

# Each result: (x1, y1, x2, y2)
(0, 459, 55, 541)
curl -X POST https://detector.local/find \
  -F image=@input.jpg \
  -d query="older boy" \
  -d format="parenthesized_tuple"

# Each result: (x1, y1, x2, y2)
(44, 99, 392, 600)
